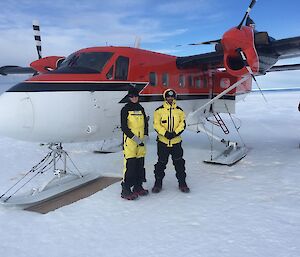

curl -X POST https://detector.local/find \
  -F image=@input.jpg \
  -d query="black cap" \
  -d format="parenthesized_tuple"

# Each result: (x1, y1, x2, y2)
(164, 89, 176, 99)
(127, 87, 139, 97)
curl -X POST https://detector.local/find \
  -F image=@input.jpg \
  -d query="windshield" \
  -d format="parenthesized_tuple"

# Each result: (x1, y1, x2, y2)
(59, 52, 114, 73)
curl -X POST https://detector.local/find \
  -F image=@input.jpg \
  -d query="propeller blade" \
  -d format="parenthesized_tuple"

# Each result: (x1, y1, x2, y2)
(32, 20, 42, 59)
(237, 48, 267, 102)
(176, 39, 221, 47)
(237, 0, 257, 30)
(0, 65, 35, 76)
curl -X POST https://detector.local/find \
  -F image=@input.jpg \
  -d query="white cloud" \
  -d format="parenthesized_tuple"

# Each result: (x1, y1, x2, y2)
(0, 2, 192, 65)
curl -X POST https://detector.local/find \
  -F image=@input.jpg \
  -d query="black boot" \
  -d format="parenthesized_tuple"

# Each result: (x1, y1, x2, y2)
(133, 185, 149, 196)
(121, 183, 138, 200)
(152, 179, 162, 193)
(178, 181, 190, 193)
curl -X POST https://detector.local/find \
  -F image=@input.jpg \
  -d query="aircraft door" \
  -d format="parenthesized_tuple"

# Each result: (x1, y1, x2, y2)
(19, 94, 34, 130)
(86, 91, 102, 135)
(0, 92, 34, 141)
(103, 91, 124, 137)
(87, 91, 124, 139)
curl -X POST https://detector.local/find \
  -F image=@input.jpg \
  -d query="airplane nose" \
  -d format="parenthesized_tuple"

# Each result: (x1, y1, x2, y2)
(0, 92, 34, 140)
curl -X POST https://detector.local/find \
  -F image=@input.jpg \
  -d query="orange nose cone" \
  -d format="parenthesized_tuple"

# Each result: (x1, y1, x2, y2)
(222, 26, 259, 77)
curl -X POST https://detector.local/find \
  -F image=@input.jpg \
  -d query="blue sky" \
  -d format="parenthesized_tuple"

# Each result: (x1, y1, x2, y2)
(0, 0, 300, 87)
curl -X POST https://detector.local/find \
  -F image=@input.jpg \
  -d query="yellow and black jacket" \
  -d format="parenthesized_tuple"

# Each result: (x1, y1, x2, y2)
(154, 99, 186, 147)
(121, 102, 148, 159)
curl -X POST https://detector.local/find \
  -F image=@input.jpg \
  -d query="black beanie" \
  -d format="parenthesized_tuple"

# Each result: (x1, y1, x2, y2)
(127, 87, 139, 97)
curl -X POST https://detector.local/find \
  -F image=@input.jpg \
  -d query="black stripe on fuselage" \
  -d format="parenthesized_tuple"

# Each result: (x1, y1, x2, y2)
(7, 82, 148, 93)
(7, 81, 235, 102)
(134, 94, 235, 103)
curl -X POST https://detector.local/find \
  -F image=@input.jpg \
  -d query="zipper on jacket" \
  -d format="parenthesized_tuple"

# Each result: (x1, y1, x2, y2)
(169, 106, 172, 146)
(169, 106, 173, 131)
(172, 116, 175, 133)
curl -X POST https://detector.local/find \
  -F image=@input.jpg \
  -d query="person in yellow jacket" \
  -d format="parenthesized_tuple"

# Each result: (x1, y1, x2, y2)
(152, 89, 190, 193)
(120, 87, 149, 200)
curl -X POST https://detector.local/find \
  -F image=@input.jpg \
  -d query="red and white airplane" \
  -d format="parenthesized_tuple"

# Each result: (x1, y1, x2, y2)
(1, 0, 300, 159)
(0, 0, 300, 206)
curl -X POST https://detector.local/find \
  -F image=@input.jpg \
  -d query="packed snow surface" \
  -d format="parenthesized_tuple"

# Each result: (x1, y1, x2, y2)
(0, 81, 299, 257)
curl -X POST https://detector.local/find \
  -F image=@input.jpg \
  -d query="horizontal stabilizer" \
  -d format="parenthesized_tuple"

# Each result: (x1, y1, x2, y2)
(204, 146, 248, 166)
(0, 65, 35, 76)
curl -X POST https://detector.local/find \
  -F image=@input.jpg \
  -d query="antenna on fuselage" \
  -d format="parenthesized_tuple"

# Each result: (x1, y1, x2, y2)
(134, 36, 141, 48)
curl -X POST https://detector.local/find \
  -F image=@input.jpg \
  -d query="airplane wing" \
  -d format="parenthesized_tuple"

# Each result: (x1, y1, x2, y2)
(268, 36, 300, 60)
(0, 65, 35, 76)
(267, 63, 300, 72)
(176, 33, 300, 74)
(176, 51, 224, 70)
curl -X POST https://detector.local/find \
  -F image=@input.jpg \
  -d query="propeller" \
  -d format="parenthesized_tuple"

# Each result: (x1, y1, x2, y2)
(227, 0, 263, 100)
(237, 0, 257, 30)
(32, 20, 42, 59)
(237, 48, 267, 102)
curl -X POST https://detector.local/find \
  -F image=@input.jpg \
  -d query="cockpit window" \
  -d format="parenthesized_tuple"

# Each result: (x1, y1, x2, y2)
(59, 52, 114, 73)
(115, 56, 129, 80)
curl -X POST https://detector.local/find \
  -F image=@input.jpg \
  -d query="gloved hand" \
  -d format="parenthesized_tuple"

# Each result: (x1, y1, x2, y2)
(132, 135, 144, 146)
(164, 131, 177, 140)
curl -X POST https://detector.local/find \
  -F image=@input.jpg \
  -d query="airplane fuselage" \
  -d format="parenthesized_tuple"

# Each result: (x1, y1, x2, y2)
(0, 46, 251, 143)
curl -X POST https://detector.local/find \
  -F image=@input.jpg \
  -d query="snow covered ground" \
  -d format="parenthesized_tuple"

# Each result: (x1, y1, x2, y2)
(0, 80, 299, 257)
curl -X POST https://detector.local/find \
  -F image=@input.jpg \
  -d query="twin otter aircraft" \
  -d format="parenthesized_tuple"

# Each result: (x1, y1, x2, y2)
(0, 0, 300, 206)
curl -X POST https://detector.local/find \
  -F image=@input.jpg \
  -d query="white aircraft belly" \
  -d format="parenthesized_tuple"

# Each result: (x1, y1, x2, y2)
(0, 89, 237, 143)
(0, 91, 124, 143)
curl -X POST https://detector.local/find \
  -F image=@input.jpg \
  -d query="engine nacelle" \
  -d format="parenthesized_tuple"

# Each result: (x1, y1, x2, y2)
(30, 56, 65, 73)
(221, 26, 259, 77)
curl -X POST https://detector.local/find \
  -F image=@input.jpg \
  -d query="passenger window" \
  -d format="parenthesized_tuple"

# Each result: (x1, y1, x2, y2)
(106, 65, 114, 79)
(195, 78, 201, 88)
(149, 72, 157, 86)
(188, 75, 193, 88)
(203, 77, 208, 88)
(179, 75, 185, 88)
(162, 73, 169, 87)
(115, 56, 129, 80)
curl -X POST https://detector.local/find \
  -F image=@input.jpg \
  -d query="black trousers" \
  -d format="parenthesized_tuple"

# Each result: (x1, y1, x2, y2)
(153, 141, 186, 184)
(123, 157, 146, 188)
